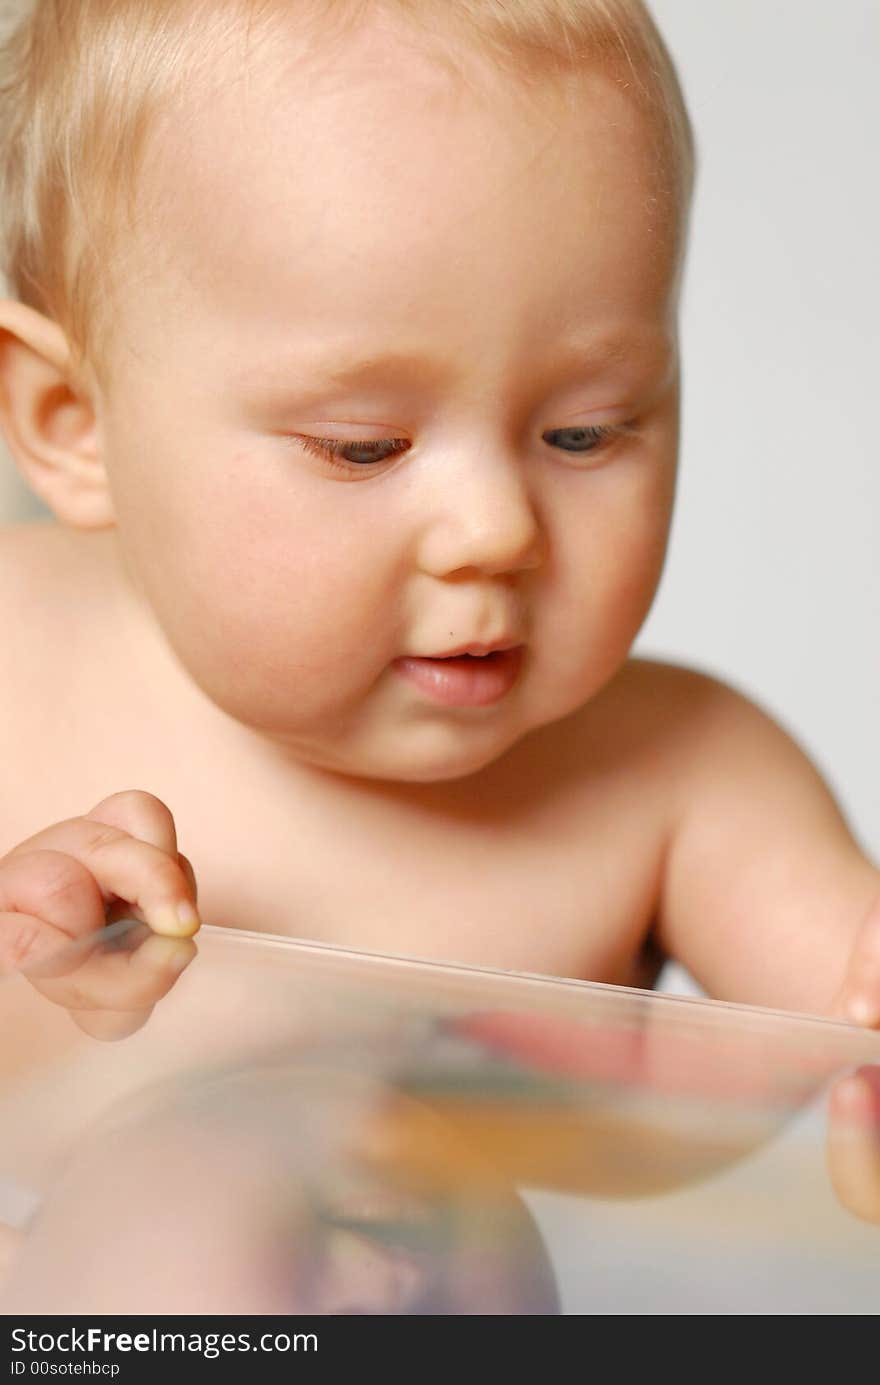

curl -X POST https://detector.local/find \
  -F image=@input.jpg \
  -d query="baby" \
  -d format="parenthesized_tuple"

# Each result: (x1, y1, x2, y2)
(0, 0, 878, 1132)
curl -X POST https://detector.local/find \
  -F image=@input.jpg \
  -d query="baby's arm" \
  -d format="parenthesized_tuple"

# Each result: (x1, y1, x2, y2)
(655, 669, 880, 1024)
(0, 790, 200, 1039)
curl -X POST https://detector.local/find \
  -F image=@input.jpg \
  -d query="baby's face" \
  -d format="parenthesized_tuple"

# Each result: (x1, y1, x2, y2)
(3, 1067, 559, 1315)
(97, 12, 681, 782)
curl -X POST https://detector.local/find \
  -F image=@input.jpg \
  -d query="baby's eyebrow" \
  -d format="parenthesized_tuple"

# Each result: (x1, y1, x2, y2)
(236, 329, 673, 400)
(236, 348, 453, 399)
(546, 328, 674, 380)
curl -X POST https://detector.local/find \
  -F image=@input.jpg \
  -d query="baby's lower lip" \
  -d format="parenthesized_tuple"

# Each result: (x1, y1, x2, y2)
(392, 648, 524, 707)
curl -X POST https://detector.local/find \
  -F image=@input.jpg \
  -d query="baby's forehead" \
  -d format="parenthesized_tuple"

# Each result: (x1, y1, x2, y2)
(115, 11, 679, 378)
(140, 9, 664, 234)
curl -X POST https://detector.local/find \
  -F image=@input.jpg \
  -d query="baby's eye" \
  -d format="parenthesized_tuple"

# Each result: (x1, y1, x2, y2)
(297, 436, 409, 469)
(542, 423, 630, 456)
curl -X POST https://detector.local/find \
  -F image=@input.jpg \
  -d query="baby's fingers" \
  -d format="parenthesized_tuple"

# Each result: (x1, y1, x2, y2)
(33, 925, 196, 1025)
(5, 791, 200, 940)
(63, 930, 197, 1041)
(0, 833, 198, 1039)
(73, 824, 198, 940)
(830, 895, 880, 1027)
(0, 905, 183, 1041)
(826, 1067, 880, 1224)
(0, 904, 84, 977)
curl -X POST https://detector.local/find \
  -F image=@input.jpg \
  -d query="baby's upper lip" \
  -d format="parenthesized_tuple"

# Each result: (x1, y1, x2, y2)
(418, 638, 523, 659)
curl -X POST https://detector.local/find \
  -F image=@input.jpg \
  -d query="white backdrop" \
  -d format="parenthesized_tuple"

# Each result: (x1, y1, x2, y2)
(639, 0, 880, 858)
(1, 1, 878, 963)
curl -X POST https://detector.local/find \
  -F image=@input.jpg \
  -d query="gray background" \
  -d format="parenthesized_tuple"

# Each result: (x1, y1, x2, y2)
(1, 1, 877, 1003)
(645, 0, 880, 992)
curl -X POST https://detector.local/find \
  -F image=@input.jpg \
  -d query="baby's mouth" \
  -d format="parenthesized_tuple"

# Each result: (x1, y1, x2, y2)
(391, 647, 525, 707)
(309, 1185, 456, 1314)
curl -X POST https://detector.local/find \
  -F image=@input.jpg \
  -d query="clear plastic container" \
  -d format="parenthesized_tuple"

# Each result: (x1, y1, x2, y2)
(1, 921, 878, 1314)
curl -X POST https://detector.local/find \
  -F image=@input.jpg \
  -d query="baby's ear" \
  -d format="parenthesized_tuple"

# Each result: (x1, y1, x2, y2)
(0, 299, 114, 530)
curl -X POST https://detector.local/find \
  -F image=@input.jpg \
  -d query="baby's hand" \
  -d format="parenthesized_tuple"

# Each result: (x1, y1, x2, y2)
(827, 1066, 880, 1223)
(822, 895, 880, 1221)
(830, 892, 880, 1030)
(0, 790, 200, 1040)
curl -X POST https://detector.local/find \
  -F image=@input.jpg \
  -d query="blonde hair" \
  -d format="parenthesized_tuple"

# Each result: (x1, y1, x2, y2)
(0, 0, 695, 391)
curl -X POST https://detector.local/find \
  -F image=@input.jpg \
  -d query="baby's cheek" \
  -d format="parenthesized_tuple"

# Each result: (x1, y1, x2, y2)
(607, 521, 671, 634)
(520, 532, 667, 729)
(565, 485, 671, 646)
(155, 534, 397, 733)
(174, 604, 373, 732)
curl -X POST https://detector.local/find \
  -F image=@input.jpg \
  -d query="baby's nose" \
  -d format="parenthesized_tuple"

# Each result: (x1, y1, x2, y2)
(415, 452, 547, 579)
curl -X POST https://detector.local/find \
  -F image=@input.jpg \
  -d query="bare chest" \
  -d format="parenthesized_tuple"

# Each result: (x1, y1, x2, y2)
(2, 710, 668, 990)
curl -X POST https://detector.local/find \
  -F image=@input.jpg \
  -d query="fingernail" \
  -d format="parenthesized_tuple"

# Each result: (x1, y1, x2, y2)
(846, 995, 878, 1027)
(150, 902, 200, 938)
(175, 900, 200, 933)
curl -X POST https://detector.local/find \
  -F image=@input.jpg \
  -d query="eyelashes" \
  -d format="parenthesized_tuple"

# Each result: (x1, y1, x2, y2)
(295, 422, 637, 475)
(297, 435, 409, 468)
(543, 423, 637, 454)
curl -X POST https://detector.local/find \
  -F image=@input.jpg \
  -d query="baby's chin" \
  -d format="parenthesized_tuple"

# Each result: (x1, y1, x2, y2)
(269, 716, 539, 786)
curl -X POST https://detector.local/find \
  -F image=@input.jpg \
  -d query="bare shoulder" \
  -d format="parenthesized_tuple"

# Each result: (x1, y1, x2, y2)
(554, 654, 832, 836)
(591, 652, 723, 721)
(638, 659, 878, 1009)
(600, 654, 812, 756)
(511, 652, 740, 838)
(641, 657, 852, 818)
(561, 652, 733, 779)
(610, 654, 856, 833)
